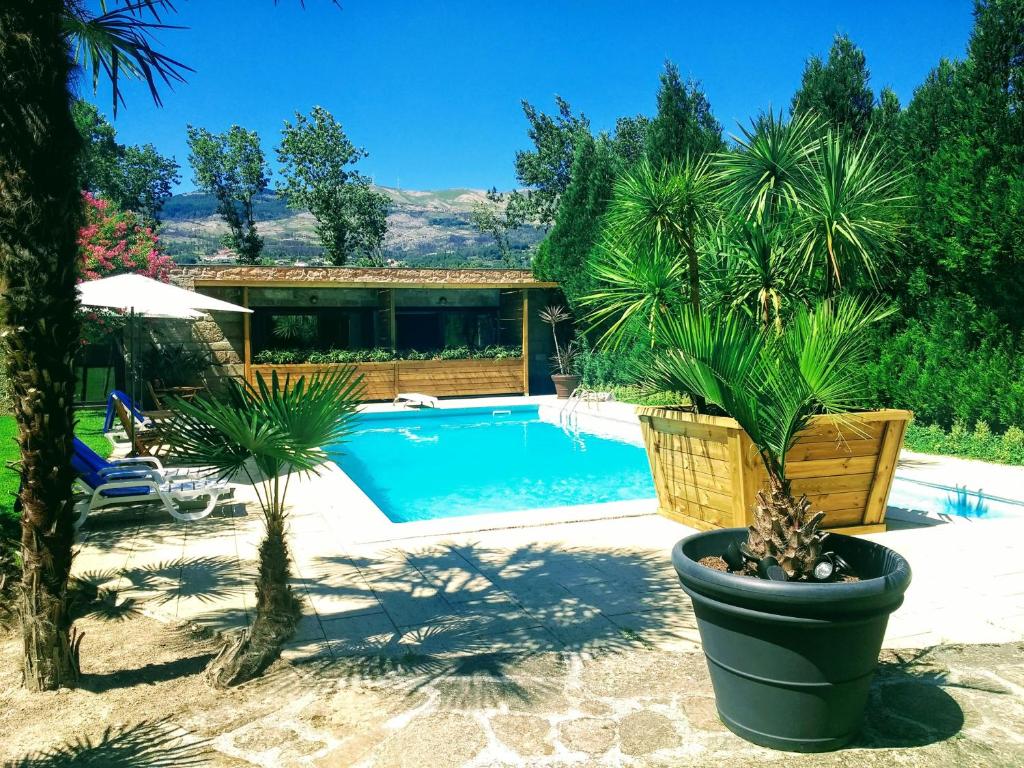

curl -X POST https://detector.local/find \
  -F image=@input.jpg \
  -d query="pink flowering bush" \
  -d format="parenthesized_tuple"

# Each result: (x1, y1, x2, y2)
(78, 192, 176, 347)
(78, 192, 175, 281)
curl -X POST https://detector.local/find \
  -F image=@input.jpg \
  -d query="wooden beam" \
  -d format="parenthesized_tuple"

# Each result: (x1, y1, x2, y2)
(193, 279, 559, 290)
(242, 286, 251, 385)
(521, 289, 529, 395)
(388, 288, 396, 352)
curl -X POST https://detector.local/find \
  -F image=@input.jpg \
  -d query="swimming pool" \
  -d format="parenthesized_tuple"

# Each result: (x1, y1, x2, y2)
(887, 475, 1024, 520)
(328, 405, 656, 523)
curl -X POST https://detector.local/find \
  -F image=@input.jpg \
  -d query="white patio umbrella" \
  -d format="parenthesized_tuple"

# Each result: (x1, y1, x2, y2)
(78, 273, 252, 452)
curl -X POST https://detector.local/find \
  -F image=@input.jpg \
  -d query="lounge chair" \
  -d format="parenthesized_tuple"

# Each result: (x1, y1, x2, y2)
(72, 438, 231, 527)
(106, 391, 170, 456)
(393, 392, 439, 408)
(102, 389, 153, 433)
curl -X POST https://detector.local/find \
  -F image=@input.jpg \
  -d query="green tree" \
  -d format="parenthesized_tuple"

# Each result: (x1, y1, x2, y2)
(72, 100, 180, 222)
(470, 188, 529, 267)
(276, 106, 389, 266)
(513, 96, 591, 226)
(645, 61, 724, 167)
(533, 135, 619, 309)
(187, 125, 268, 265)
(610, 115, 650, 169)
(0, 0, 84, 692)
(791, 34, 875, 138)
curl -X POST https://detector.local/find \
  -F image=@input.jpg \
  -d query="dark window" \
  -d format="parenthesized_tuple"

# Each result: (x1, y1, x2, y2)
(395, 307, 499, 351)
(251, 307, 376, 353)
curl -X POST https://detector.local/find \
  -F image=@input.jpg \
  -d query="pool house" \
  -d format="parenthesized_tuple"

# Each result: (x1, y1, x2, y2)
(166, 265, 562, 400)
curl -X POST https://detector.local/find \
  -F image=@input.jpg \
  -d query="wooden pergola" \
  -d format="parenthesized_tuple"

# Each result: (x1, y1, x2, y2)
(174, 266, 558, 399)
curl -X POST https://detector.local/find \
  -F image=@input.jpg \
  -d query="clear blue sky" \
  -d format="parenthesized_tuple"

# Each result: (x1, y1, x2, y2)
(82, 0, 975, 194)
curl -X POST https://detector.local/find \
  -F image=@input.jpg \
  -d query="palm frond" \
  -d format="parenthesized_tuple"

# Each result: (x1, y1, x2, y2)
(641, 297, 889, 483)
(794, 130, 908, 293)
(582, 239, 688, 348)
(162, 369, 365, 515)
(716, 110, 821, 223)
(64, 1, 192, 115)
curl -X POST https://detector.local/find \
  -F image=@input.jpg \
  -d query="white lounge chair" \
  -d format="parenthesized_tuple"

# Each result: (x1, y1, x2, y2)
(393, 392, 439, 408)
(72, 438, 232, 527)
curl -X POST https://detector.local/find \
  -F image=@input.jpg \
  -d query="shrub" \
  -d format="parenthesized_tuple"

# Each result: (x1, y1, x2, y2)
(78, 192, 174, 281)
(439, 346, 472, 360)
(904, 420, 1024, 466)
(574, 335, 648, 388)
(862, 301, 1024, 433)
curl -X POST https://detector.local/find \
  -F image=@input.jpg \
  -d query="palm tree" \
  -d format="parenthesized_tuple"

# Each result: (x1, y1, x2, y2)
(0, 0, 318, 691)
(795, 130, 907, 296)
(585, 115, 905, 349)
(163, 369, 364, 687)
(646, 296, 893, 578)
(716, 113, 906, 297)
(601, 157, 717, 314)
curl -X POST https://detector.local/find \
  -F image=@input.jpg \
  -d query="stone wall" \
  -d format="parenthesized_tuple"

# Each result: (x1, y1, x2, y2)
(171, 265, 552, 287)
(145, 286, 246, 397)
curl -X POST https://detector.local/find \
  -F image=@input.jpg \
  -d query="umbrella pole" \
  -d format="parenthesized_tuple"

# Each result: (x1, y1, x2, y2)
(129, 307, 137, 457)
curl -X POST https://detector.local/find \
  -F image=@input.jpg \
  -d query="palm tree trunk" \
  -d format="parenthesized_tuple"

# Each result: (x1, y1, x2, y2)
(686, 246, 701, 314)
(0, 0, 84, 690)
(205, 502, 301, 688)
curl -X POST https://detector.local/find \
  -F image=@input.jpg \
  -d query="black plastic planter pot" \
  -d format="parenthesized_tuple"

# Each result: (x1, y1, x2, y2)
(672, 528, 911, 753)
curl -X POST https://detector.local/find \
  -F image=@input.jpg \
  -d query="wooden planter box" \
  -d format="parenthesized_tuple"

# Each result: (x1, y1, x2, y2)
(637, 407, 912, 534)
(248, 357, 525, 401)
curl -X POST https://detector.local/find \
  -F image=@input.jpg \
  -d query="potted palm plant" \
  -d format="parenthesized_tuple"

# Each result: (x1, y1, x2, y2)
(647, 298, 911, 752)
(162, 368, 363, 687)
(539, 305, 581, 398)
(586, 115, 910, 533)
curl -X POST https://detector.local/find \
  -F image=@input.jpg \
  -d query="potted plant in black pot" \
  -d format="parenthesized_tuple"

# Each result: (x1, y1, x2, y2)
(646, 297, 912, 752)
(539, 305, 581, 398)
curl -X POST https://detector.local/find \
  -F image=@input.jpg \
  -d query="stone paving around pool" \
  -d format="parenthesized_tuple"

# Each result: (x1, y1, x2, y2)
(70, 397, 1024, 766)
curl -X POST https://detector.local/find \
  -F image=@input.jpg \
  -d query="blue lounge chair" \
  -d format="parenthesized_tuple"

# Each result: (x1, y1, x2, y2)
(72, 438, 231, 527)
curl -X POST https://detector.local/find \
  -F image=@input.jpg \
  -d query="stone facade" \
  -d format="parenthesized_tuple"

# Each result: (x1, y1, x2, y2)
(170, 265, 555, 288)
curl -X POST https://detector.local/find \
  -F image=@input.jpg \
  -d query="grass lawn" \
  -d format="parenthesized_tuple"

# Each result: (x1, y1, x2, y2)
(1, 409, 111, 526)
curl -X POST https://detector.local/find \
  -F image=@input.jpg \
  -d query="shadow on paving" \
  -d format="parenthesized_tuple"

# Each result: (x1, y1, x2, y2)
(856, 645, 1003, 749)
(280, 540, 692, 706)
(7, 718, 211, 768)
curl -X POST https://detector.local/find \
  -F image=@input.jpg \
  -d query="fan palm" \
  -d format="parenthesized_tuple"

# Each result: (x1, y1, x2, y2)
(1, 0, 323, 690)
(645, 296, 893, 577)
(162, 369, 364, 687)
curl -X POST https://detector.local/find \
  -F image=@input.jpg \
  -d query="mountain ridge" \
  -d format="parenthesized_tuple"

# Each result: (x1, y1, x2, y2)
(159, 186, 543, 267)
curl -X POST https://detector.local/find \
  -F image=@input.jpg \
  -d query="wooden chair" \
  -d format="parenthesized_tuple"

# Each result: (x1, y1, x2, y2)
(112, 395, 168, 457)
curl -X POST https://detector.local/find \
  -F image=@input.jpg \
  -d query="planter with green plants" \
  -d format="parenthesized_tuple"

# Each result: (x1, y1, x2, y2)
(582, 115, 914, 750)
(539, 305, 580, 398)
(648, 299, 911, 751)
(585, 114, 911, 533)
(250, 345, 526, 401)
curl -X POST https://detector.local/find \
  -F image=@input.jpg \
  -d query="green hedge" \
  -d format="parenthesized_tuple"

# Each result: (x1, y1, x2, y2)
(863, 304, 1024, 433)
(904, 421, 1024, 466)
(252, 345, 523, 366)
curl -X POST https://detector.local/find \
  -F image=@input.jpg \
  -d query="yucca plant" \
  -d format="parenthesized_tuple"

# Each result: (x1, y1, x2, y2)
(646, 296, 893, 578)
(600, 157, 717, 314)
(162, 369, 364, 686)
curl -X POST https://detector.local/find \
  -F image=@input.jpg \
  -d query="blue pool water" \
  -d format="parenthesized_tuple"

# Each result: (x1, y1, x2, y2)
(887, 476, 1024, 520)
(328, 406, 656, 523)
